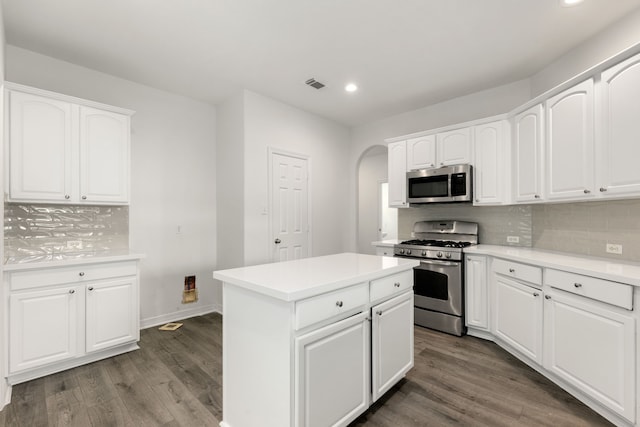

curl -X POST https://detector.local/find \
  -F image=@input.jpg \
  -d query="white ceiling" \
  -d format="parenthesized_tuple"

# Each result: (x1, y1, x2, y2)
(4, 0, 640, 126)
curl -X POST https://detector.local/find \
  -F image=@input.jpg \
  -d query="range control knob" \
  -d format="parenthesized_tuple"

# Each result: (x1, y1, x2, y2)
(406, 249, 412, 255)
(445, 252, 452, 259)
(437, 251, 443, 258)
(399, 249, 405, 255)
(421, 250, 427, 257)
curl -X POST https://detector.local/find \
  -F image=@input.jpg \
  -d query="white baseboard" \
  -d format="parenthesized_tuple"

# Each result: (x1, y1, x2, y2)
(140, 303, 222, 329)
(0, 380, 11, 412)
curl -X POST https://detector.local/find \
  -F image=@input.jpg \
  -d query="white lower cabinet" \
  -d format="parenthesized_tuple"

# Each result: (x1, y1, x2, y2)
(296, 312, 370, 427)
(493, 275, 543, 363)
(371, 291, 414, 401)
(85, 278, 138, 353)
(9, 285, 79, 373)
(544, 289, 636, 423)
(5, 259, 141, 384)
(465, 255, 488, 332)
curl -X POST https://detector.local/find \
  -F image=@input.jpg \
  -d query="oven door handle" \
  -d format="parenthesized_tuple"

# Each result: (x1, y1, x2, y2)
(417, 259, 460, 267)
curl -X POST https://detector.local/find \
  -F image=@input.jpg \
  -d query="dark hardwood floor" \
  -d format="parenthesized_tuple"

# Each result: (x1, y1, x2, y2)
(0, 313, 612, 426)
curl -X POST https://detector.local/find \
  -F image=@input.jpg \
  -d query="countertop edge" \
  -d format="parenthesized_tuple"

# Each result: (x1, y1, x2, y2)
(465, 245, 640, 287)
(3, 253, 146, 272)
(214, 256, 419, 302)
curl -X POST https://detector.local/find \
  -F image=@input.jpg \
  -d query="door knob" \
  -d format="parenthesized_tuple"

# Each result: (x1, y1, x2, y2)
(274, 239, 281, 244)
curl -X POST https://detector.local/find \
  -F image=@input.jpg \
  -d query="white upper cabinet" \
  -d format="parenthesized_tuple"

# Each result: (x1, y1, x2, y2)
(545, 79, 595, 200)
(598, 52, 640, 197)
(6, 84, 133, 205)
(473, 120, 509, 205)
(436, 127, 471, 167)
(9, 91, 75, 202)
(513, 104, 544, 203)
(79, 106, 130, 204)
(406, 135, 436, 170)
(387, 140, 408, 208)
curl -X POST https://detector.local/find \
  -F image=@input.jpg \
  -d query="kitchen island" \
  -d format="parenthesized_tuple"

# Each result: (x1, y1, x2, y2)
(213, 252, 419, 427)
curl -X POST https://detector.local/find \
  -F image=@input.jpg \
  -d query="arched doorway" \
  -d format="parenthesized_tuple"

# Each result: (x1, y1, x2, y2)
(357, 145, 398, 254)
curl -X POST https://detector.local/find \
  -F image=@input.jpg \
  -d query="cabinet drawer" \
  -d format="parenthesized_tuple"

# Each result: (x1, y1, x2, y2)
(374, 247, 393, 256)
(370, 270, 413, 303)
(9, 261, 138, 291)
(546, 269, 633, 310)
(295, 283, 368, 330)
(492, 259, 542, 286)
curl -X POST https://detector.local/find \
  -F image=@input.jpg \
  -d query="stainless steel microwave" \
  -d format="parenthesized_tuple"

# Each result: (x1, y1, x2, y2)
(407, 164, 473, 204)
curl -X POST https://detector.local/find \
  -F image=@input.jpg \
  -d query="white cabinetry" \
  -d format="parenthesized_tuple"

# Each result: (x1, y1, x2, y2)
(387, 140, 408, 207)
(545, 79, 595, 200)
(599, 52, 640, 197)
(513, 104, 544, 203)
(465, 255, 489, 333)
(544, 289, 635, 422)
(9, 285, 79, 373)
(215, 255, 417, 427)
(6, 84, 132, 205)
(296, 312, 370, 427)
(406, 135, 436, 170)
(436, 127, 472, 167)
(473, 120, 509, 205)
(371, 291, 413, 401)
(5, 259, 141, 384)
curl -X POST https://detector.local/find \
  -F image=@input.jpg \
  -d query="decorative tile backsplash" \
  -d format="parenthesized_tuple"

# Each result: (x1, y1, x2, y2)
(4, 203, 129, 263)
(398, 204, 532, 246)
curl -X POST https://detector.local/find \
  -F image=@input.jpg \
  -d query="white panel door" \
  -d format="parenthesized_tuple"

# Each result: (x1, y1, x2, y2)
(513, 104, 544, 202)
(9, 286, 79, 373)
(79, 106, 130, 204)
(406, 135, 436, 170)
(473, 121, 507, 205)
(371, 291, 414, 401)
(295, 312, 370, 427)
(545, 79, 595, 200)
(271, 152, 309, 262)
(85, 278, 138, 353)
(465, 255, 488, 330)
(493, 276, 543, 363)
(9, 91, 75, 202)
(436, 127, 471, 166)
(387, 141, 407, 208)
(544, 290, 635, 422)
(599, 52, 640, 197)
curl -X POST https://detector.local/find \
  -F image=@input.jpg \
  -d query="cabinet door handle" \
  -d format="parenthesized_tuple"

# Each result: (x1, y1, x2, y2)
(64, 195, 70, 200)
(574, 283, 582, 288)
(509, 268, 515, 273)
(545, 295, 551, 300)
(534, 194, 541, 199)
(69, 289, 75, 294)
(533, 292, 539, 297)
(79, 272, 85, 277)
(88, 286, 94, 291)
(274, 238, 281, 244)
(82, 195, 87, 200)
(376, 310, 383, 316)
(599, 187, 607, 192)
(335, 301, 343, 307)
(394, 282, 401, 288)
(583, 189, 591, 194)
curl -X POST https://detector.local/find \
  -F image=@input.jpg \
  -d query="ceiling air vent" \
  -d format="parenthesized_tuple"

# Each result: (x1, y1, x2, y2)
(305, 78, 325, 90)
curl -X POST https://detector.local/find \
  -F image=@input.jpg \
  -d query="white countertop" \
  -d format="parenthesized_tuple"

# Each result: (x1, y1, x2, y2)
(3, 251, 145, 272)
(371, 239, 402, 247)
(213, 252, 419, 302)
(466, 245, 640, 286)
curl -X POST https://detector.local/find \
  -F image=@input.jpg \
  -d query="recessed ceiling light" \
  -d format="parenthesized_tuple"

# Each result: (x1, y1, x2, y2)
(560, 0, 584, 6)
(345, 83, 358, 93)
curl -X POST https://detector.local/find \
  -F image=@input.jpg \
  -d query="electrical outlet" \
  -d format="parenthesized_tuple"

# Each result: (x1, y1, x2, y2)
(606, 243, 623, 254)
(507, 236, 520, 243)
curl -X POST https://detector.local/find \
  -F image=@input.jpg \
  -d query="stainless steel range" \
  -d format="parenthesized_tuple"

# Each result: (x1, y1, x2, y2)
(394, 220, 478, 336)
